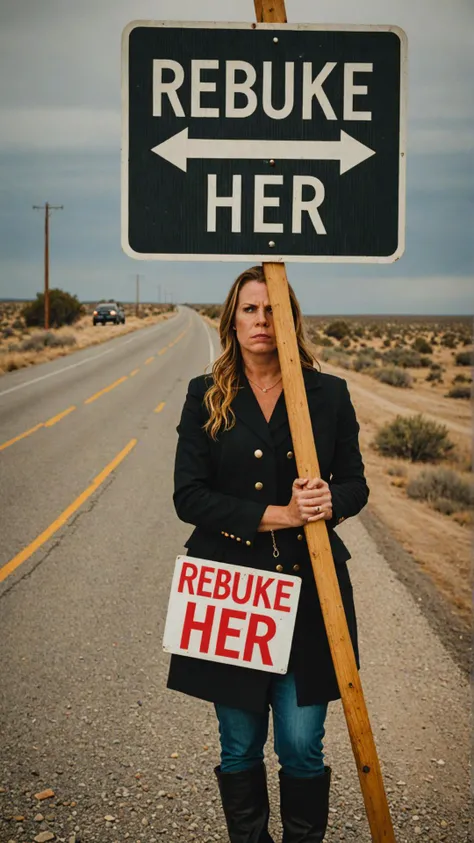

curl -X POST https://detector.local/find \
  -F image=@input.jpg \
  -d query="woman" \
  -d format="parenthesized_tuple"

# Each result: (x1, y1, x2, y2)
(168, 266, 369, 843)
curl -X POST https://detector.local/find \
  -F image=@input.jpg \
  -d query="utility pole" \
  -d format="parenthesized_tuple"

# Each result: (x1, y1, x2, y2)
(32, 202, 63, 330)
(135, 274, 140, 317)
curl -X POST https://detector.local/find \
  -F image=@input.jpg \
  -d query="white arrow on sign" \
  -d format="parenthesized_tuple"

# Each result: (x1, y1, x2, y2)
(151, 128, 375, 175)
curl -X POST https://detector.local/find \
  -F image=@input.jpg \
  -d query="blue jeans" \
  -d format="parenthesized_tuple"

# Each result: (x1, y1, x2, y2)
(215, 672, 328, 778)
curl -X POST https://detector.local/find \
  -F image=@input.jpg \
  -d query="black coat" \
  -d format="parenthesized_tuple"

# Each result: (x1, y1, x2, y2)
(167, 366, 369, 713)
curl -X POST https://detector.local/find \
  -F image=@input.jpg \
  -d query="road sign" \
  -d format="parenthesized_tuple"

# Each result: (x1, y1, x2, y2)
(122, 21, 407, 263)
(163, 556, 301, 673)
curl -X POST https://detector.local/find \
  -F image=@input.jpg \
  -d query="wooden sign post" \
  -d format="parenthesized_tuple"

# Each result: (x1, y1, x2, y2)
(255, 1, 397, 841)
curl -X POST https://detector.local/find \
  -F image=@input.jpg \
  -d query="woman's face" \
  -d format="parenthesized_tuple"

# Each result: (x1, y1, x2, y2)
(233, 280, 277, 356)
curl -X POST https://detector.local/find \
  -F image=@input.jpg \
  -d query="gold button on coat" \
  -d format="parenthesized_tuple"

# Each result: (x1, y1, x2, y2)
(292, 564, 300, 572)
(246, 540, 251, 546)
(297, 533, 304, 541)
(254, 449, 263, 459)
(286, 451, 294, 459)
(255, 482, 263, 491)
(275, 564, 284, 572)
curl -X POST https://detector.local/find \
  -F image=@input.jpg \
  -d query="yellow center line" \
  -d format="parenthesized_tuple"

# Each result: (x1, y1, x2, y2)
(154, 402, 166, 414)
(0, 423, 44, 452)
(0, 438, 137, 584)
(1, 324, 189, 453)
(84, 376, 128, 405)
(44, 406, 76, 427)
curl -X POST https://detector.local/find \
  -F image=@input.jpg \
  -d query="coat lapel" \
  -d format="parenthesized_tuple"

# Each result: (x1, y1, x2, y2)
(232, 367, 323, 449)
(231, 376, 274, 448)
(269, 366, 323, 446)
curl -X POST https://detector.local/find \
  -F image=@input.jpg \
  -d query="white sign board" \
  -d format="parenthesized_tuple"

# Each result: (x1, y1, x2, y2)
(163, 555, 302, 673)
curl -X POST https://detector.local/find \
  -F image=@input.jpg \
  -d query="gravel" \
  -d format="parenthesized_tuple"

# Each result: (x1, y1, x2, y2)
(0, 313, 469, 842)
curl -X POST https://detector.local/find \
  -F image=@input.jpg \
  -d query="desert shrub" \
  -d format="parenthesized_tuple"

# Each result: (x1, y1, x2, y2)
(20, 331, 77, 352)
(429, 362, 442, 371)
(445, 386, 471, 399)
(407, 467, 473, 508)
(6, 358, 21, 371)
(455, 351, 472, 367)
(383, 338, 391, 347)
(353, 326, 365, 338)
(319, 349, 348, 368)
(325, 320, 351, 340)
(373, 414, 455, 462)
(426, 371, 442, 383)
(372, 367, 412, 388)
(433, 498, 458, 515)
(353, 353, 376, 372)
(48, 332, 77, 348)
(340, 336, 351, 348)
(382, 347, 423, 368)
(319, 336, 334, 347)
(320, 347, 352, 368)
(200, 305, 221, 319)
(413, 337, 433, 354)
(2, 327, 14, 338)
(387, 464, 407, 477)
(361, 346, 380, 359)
(441, 332, 458, 349)
(20, 332, 51, 352)
(453, 373, 471, 383)
(22, 289, 84, 328)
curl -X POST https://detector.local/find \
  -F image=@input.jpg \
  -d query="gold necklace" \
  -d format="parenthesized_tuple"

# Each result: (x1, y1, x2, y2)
(246, 374, 283, 394)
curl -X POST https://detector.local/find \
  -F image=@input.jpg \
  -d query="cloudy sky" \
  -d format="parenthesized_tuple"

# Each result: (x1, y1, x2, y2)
(0, 0, 472, 313)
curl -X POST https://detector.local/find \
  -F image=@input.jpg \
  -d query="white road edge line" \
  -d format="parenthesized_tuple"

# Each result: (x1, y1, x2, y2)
(0, 321, 173, 399)
(201, 317, 217, 368)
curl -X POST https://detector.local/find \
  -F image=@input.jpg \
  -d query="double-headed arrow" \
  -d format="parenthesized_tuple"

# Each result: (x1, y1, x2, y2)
(151, 127, 375, 175)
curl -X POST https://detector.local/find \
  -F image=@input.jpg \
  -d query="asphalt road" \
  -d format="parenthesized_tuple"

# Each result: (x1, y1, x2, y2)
(0, 307, 470, 843)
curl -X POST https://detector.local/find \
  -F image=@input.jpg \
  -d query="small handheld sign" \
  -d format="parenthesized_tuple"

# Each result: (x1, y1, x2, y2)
(163, 556, 301, 673)
(121, 21, 407, 263)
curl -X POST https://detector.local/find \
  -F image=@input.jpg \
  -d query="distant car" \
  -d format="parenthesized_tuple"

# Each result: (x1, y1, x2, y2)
(92, 303, 126, 325)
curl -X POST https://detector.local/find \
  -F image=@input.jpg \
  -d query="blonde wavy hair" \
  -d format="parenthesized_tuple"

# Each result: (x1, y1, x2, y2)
(203, 266, 318, 440)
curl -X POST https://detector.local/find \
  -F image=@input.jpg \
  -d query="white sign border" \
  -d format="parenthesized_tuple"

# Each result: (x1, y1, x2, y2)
(121, 21, 407, 264)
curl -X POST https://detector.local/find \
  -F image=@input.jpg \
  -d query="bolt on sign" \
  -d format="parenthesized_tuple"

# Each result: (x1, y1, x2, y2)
(162, 557, 302, 672)
(121, 21, 407, 263)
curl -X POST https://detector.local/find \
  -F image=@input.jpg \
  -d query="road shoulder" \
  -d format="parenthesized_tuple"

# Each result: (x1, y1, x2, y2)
(360, 505, 471, 676)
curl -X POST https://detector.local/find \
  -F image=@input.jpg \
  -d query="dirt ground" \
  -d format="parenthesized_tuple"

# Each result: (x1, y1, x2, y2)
(304, 316, 472, 633)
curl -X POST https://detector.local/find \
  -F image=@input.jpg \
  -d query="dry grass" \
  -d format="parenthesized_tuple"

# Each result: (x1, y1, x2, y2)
(0, 302, 176, 376)
(305, 315, 472, 626)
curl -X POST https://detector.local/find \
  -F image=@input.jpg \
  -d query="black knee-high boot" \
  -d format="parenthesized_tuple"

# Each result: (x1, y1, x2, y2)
(279, 766, 331, 842)
(215, 763, 275, 843)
